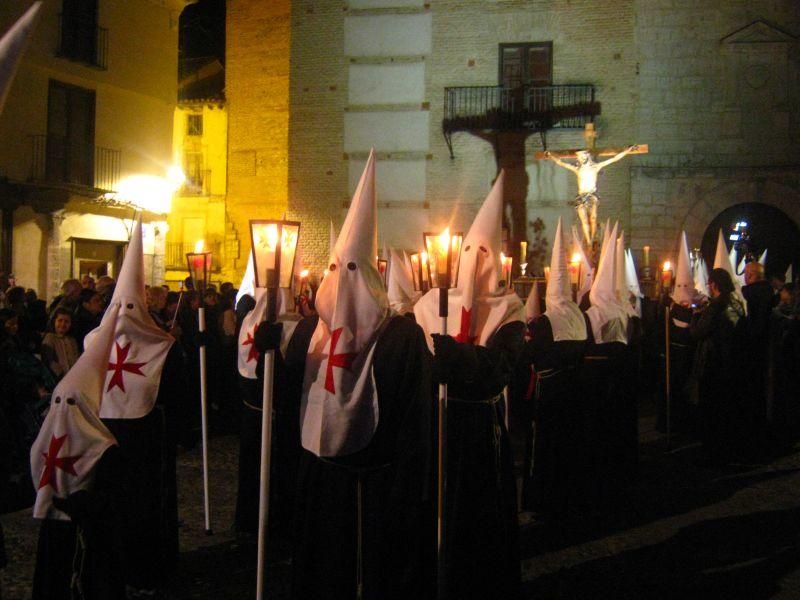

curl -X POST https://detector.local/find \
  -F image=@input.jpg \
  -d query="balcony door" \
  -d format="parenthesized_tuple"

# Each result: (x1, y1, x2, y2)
(499, 43, 552, 112)
(46, 80, 96, 187)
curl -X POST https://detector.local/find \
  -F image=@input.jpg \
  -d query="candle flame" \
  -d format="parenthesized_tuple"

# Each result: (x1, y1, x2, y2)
(323, 268, 330, 278)
(420, 251, 428, 264)
(500, 252, 506, 262)
(194, 239, 204, 253)
(438, 228, 451, 249)
(300, 269, 309, 279)
(571, 252, 582, 263)
(663, 261, 671, 271)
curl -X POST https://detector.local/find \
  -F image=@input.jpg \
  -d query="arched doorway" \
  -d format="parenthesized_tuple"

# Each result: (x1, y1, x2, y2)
(701, 203, 799, 279)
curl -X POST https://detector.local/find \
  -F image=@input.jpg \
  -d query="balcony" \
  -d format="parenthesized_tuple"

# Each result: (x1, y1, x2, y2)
(442, 84, 600, 157)
(165, 242, 222, 272)
(179, 169, 212, 197)
(29, 134, 121, 193)
(57, 14, 108, 70)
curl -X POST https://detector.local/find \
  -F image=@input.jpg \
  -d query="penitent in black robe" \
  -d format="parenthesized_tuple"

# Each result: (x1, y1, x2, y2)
(656, 296, 696, 433)
(520, 315, 586, 518)
(443, 320, 525, 600)
(579, 314, 628, 511)
(284, 314, 433, 600)
(101, 343, 183, 590)
(32, 446, 126, 600)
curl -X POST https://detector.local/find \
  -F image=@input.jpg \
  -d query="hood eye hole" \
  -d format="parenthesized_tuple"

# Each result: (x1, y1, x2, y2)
(479, 246, 488, 253)
(464, 245, 471, 252)
(66, 398, 75, 405)
(54, 396, 61, 404)
(329, 264, 337, 272)
(126, 303, 134, 309)
(347, 262, 357, 271)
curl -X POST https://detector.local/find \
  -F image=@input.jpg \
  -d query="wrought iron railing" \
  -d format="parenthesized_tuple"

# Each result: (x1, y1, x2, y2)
(180, 170, 212, 196)
(57, 14, 108, 70)
(443, 84, 599, 132)
(29, 134, 120, 191)
(165, 242, 222, 271)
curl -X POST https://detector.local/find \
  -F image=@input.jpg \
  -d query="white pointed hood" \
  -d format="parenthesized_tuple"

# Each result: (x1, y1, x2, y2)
(386, 249, 420, 315)
(624, 249, 643, 318)
(614, 231, 637, 318)
(786, 264, 793, 284)
(671, 231, 696, 306)
(759, 248, 767, 267)
(525, 280, 541, 323)
(544, 218, 586, 341)
(84, 217, 174, 419)
(235, 252, 255, 306)
(694, 257, 710, 299)
(0, 2, 42, 115)
(301, 150, 389, 457)
(586, 222, 628, 344)
(712, 229, 747, 312)
(414, 171, 524, 352)
(571, 225, 593, 306)
(31, 308, 118, 520)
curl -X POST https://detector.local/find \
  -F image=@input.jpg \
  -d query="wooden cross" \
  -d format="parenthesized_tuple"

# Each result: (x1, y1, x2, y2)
(533, 123, 649, 160)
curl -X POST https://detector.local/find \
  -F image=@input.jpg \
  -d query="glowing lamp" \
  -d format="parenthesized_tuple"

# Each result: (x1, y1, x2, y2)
(569, 253, 582, 286)
(500, 253, 513, 288)
(661, 260, 673, 289)
(186, 240, 212, 292)
(409, 252, 426, 292)
(377, 258, 388, 286)
(423, 229, 463, 289)
(249, 219, 301, 320)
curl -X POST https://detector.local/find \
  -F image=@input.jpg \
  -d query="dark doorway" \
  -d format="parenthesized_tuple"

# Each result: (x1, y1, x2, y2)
(701, 203, 799, 279)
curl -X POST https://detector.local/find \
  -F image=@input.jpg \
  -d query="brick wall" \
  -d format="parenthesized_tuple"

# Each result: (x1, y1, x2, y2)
(226, 0, 291, 273)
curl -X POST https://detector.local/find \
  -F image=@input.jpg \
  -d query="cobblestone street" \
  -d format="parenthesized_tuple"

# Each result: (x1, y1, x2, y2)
(3, 407, 800, 599)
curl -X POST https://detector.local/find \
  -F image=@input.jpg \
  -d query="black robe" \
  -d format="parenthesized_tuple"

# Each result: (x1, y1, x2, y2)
(443, 320, 524, 600)
(742, 280, 775, 424)
(100, 344, 183, 590)
(656, 297, 696, 433)
(520, 315, 586, 517)
(235, 329, 298, 538)
(690, 294, 746, 459)
(283, 314, 433, 600)
(579, 314, 628, 510)
(32, 445, 126, 600)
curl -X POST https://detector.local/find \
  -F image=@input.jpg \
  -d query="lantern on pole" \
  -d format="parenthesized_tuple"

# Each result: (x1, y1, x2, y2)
(661, 260, 673, 292)
(499, 252, 513, 288)
(377, 257, 388, 286)
(408, 251, 427, 293)
(185, 240, 213, 535)
(422, 227, 462, 600)
(249, 219, 300, 600)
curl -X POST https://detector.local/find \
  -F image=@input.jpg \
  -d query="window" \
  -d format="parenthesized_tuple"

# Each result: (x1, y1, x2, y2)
(499, 43, 553, 88)
(499, 43, 553, 113)
(187, 114, 203, 136)
(183, 151, 205, 193)
(59, 0, 105, 68)
(46, 80, 96, 187)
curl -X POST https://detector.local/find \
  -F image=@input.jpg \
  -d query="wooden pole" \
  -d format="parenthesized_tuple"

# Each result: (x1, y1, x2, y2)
(198, 306, 212, 534)
(255, 346, 274, 599)
(437, 288, 448, 600)
(664, 305, 671, 451)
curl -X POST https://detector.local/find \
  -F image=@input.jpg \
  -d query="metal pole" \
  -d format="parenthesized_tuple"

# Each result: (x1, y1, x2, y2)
(664, 305, 671, 451)
(437, 288, 448, 600)
(255, 346, 275, 600)
(198, 306, 212, 534)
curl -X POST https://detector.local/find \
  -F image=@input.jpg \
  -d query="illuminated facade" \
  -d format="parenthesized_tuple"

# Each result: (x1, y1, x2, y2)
(0, 0, 187, 299)
(225, 0, 799, 283)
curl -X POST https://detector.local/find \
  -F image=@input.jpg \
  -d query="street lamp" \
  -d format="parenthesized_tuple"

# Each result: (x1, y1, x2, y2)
(248, 218, 299, 600)
(422, 227, 462, 600)
(185, 239, 213, 535)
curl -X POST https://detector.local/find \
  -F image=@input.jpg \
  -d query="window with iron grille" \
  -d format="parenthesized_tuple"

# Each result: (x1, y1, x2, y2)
(59, 0, 106, 69)
(187, 114, 203, 136)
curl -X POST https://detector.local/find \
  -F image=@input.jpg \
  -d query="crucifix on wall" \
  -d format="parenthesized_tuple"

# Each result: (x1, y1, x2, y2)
(535, 124, 648, 246)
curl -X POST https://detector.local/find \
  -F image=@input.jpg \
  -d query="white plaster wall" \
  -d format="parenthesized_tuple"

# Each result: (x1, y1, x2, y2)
(344, 112, 430, 152)
(345, 14, 432, 56)
(348, 158, 426, 201)
(348, 63, 425, 105)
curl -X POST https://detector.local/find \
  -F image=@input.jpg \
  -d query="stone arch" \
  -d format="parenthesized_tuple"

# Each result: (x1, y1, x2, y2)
(680, 176, 800, 246)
